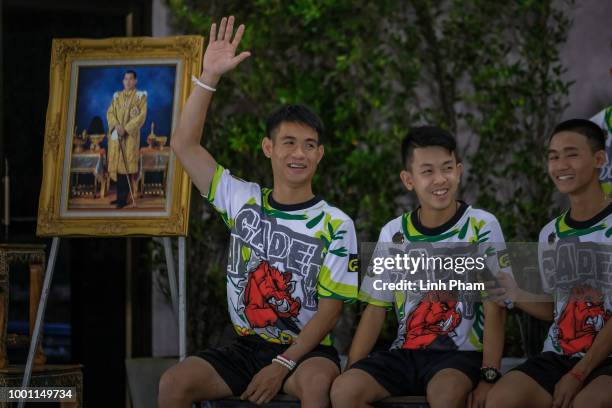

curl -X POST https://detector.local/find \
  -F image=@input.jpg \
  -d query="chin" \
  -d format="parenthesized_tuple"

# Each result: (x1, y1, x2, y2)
(426, 199, 454, 211)
(553, 181, 579, 195)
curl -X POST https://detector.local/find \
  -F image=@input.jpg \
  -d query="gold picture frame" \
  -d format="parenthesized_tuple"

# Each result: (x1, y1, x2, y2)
(37, 36, 203, 237)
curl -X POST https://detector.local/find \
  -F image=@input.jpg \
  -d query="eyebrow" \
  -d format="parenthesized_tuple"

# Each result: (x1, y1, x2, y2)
(547, 146, 579, 154)
(417, 160, 454, 168)
(279, 135, 318, 143)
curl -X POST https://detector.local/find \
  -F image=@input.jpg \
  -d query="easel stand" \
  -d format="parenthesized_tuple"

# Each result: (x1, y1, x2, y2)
(18, 236, 187, 408)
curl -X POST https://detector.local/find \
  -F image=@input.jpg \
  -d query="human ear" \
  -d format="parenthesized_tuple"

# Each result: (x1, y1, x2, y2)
(400, 170, 414, 191)
(595, 150, 607, 169)
(262, 137, 273, 158)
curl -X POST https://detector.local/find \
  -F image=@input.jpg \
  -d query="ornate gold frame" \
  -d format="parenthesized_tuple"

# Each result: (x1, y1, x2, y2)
(37, 36, 203, 237)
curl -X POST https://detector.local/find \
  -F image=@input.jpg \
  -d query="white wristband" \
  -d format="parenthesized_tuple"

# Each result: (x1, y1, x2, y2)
(274, 354, 297, 370)
(191, 75, 216, 92)
(272, 358, 294, 371)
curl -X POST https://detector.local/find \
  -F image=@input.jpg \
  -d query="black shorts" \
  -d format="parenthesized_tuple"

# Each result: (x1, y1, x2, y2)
(194, 335, 340, 396)
(512, 351, 612, 396)
(351, 349, 482, 396)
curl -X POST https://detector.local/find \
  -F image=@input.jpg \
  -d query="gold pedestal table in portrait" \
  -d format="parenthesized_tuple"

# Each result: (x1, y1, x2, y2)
(139, 147, 170, 197)
(69, 151, 108, 198)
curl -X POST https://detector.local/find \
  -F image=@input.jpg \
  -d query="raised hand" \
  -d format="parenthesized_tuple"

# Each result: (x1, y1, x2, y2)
(201, 16, 251, 83)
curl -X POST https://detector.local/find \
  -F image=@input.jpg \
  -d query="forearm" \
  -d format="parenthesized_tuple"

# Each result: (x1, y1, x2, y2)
(514, 302, 553, 321)
(482, 302, 506, 369)
(515, 290, 554, 321)
(282, 299, 342, 362)
(346, 304, 386, 367)
(171, 72, 220, 153)
(573, 320, 612, 376)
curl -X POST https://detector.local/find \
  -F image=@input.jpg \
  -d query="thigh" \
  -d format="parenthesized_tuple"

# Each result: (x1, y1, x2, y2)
(422, 352, 482, 391)
(283, 356, 339, 398)
(196, 339, 265, 396)
(510, 352, 572, 396)
(334, 367, 391, 403)
(486, 370, 551, 408)
(426, 368, 473, 400)
(163, 356, 233, 400)
(574, 375, 612, 407)
(350, 350, 417, 396)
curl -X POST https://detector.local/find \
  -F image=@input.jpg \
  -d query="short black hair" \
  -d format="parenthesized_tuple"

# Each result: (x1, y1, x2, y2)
(549, 119, 605, 152)
(124, 70, 137, 79)
(401, 126, 459, 169)
(265, 104, 325, 144)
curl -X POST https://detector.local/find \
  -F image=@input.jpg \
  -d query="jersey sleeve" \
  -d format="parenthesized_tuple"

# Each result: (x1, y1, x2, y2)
(317, 218, 359, 302)
(538, 227, 555, 294)
(202, 164, 261, 229)
(358, 225, 395, 308)
(479, 216, 513, 279)
(590, 108, 607, 129)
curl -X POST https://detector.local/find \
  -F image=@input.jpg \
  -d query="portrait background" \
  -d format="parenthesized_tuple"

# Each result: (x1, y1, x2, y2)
(74, 64, 176, 149)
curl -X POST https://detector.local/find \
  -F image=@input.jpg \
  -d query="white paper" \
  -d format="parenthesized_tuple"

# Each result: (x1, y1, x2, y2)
(111, 129, 119, 141)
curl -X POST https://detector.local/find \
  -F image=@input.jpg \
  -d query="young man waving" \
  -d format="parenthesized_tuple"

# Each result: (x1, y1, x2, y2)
(158, 16, 358, 408)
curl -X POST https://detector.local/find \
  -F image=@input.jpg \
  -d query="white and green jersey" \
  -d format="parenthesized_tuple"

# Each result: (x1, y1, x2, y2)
(538, 203, 612, 357)
(360, 202, 510, 351)
(591, 106, 612, 194)
(204, 164, 358, 345)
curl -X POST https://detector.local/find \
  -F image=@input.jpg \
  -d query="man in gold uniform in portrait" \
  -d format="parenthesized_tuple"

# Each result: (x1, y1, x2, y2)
(106, 69, 147, 208)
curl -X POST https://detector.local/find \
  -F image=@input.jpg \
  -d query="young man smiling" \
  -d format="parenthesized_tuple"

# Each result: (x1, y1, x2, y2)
(486, 119, 612, 408)
(330, 126, 508, 408)
(158, 16, 358, 408)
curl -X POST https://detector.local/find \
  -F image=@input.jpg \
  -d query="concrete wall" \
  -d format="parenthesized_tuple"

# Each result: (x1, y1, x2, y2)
(561, 0, 612, 119)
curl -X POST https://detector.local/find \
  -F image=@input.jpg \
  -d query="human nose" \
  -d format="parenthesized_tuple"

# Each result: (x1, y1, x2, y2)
(432, 170, 446, 185)
(552, 156, 570, 171)
(291, 144, 306, 159)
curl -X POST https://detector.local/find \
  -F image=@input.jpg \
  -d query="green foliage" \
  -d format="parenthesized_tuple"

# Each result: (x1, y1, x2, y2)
(166, 0, 572, 353)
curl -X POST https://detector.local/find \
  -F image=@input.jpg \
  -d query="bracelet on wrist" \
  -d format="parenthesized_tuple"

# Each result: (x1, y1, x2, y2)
(569, 369, 585, 382)
(191, 75, 216, 92)
(272, 354, 297, 372)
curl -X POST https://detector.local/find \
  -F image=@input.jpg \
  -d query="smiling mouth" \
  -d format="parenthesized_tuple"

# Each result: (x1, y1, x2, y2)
(288, 163, 307, 169)
(556, 175, 574, 181)
(432, 189, 448, 196)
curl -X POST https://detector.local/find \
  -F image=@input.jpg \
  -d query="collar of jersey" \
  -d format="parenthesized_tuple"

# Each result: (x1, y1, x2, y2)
(556, 202, 612, 237)
(401, 201, 469, 242)
(261, 189, 322, 220)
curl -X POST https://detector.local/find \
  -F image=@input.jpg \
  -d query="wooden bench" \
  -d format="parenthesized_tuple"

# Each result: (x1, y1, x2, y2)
(202, 395, 430, 407)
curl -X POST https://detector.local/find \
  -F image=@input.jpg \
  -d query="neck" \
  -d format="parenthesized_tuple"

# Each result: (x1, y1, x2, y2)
(568, 180, 608, 221)
(419, 201, 458, 228)
(271, 182, 314, 206)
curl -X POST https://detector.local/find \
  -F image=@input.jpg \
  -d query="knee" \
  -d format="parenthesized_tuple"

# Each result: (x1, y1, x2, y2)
(426, 376, 469, 405)
(330, 374, 363, 407)
(299, 370, 336, 395)
(158, 367, 191, 406)
(572, 390, 606, 408)
(426, 391, 462, 407)
(484, 385, 513, 408)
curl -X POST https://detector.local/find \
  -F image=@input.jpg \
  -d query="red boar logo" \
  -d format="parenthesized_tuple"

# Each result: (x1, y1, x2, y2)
(403, 291, 462, 349)
(244, 261, 301, 332)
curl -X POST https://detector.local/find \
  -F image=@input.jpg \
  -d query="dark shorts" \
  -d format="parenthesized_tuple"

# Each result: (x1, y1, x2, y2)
(194, 335, 340, 396)
(351, 349, 482, 396)
(512, 351, 612, 396)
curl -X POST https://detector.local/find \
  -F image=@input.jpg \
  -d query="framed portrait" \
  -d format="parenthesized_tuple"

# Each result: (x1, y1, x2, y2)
(37, 36, 203, 236)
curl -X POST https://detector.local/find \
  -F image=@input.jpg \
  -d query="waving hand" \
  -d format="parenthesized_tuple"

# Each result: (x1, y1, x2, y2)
(202, 16, 251, 82)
